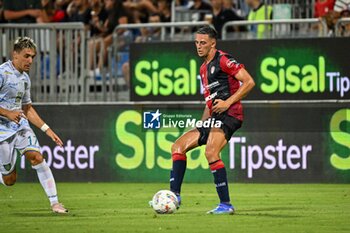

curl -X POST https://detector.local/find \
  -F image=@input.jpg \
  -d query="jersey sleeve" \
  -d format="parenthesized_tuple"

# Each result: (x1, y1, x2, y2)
(220, 55, 244, 77)
(0, 72, 4, 90)
(22, 78, 32, 105)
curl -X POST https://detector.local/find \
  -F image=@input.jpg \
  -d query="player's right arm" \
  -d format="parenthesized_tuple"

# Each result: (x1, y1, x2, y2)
(22, 104, 63, 147)
(0, 68, 27, 124)
(0, 107, 25, 124)
(212, 68, 255, 114)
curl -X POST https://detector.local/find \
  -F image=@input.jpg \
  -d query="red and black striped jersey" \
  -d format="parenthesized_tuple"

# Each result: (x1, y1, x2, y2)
(199, 50, 244, 121)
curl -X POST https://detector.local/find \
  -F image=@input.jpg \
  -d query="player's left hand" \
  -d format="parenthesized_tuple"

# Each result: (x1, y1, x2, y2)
(212, 99, 230, 114)
(46, 128, 64, 147)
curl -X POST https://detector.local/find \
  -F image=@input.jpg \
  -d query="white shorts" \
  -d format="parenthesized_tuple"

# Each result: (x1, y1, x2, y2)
(0, 127, 40, 175)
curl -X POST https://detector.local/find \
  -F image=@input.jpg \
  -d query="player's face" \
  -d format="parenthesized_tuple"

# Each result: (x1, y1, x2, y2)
(195, 34, 216, 58)
(13, 48, 36, 73)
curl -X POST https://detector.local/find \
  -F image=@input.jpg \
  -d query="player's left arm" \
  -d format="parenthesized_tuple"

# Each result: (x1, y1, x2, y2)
(212, 68, 255, 113)
(22, 104, 63, 147)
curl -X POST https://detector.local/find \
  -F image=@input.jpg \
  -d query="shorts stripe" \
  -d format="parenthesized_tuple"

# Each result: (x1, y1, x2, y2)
(20, 147, 40, 155)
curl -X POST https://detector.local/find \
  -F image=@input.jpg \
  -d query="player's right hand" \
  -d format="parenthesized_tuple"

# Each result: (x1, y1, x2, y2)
(5, 110, 26, 124)
(46, 128, 64, 147)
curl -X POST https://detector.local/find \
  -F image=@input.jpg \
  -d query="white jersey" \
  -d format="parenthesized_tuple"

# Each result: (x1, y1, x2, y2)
(0, 60, 32, 142)
(334, 0, 350, 12)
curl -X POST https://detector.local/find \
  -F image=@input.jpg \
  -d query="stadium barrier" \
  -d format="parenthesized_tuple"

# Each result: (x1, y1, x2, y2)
(0, 21, 211, 102)
(335, 17, 350, 36)
(16, 102, 350, 183)
(171, 0, 315, 21)
(0, 23, 87, 102)
(94, 21, 211, 102)
(221, 18, 328, 40)
(1, 19, 348, 103)
(173, 8, 212, 23)
(265, 0, 315, 19)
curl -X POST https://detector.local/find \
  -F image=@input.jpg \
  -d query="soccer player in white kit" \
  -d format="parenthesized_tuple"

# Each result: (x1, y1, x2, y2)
(0, 37, 68, 214)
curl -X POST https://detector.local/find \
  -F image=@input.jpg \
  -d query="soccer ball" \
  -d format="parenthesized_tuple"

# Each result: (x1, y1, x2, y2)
(151, 190, 179, 214)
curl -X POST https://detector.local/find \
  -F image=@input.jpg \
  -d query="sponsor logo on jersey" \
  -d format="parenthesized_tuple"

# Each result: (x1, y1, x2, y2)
(205, 92, 218, 102)
(205, 81, 220, 90)
(226, 58, 237, 68)
(210, 66, 215, 74)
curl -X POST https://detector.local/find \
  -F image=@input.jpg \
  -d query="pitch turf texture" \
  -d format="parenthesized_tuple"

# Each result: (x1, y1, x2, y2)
(0, 183, 349, 233)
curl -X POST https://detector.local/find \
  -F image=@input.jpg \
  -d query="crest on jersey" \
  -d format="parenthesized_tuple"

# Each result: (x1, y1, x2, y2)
(210, 66, 215, 74)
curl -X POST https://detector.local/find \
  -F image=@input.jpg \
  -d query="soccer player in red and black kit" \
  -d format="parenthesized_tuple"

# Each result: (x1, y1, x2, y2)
(169, 26, 255, 214)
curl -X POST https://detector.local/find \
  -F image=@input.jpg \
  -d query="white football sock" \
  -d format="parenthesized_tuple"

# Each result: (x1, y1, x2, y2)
(32, 160, 59, 205)
(0, 174, 4, 185)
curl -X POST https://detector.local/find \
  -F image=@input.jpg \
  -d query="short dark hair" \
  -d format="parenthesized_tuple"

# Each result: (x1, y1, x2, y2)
(13, 37, 37, 53)
(196, 26, 218, 40)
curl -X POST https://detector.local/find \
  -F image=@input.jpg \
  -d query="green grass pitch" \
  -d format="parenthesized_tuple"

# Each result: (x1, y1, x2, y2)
(0, 183, 349, 233)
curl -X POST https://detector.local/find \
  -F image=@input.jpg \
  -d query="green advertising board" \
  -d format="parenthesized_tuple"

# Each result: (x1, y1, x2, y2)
(130, 42, 202, 101)
(16, 103, 350, 183)
(130, 38, 350, 101)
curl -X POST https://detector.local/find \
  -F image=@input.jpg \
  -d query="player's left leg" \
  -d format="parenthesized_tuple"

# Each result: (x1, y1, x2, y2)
(24, 151, 68, 214)
(16, 128, 68, 213)
(205, 127, 234, 214)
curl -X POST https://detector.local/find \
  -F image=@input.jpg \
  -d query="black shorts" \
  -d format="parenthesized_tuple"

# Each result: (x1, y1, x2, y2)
(197, 113, 242, 146)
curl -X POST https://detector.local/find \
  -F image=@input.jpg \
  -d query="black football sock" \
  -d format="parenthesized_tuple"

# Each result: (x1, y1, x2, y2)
(170, 153, 187, 195)
(210, 160, 230, 204)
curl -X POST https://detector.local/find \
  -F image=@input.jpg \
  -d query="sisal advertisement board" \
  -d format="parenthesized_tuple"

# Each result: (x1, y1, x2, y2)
(15, 104, 350, 183)
(130, 38, 350, 101)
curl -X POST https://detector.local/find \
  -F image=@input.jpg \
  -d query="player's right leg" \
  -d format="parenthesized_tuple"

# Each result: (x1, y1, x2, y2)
(170, 129, 201, 205)
(0, 136, 19, 186)
(0, 170, 17, 186)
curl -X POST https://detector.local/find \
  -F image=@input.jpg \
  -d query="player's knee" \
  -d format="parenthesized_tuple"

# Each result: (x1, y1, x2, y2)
(205, 147, 220, 162)
(33, 154, 44, 165)
(3, 173, 17, 186)
(28, 153, 44, 166)
(171, 143, 186, 154)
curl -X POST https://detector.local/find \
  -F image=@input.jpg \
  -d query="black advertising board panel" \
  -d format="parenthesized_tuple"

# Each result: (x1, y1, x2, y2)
(14, 103, 350, 183)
